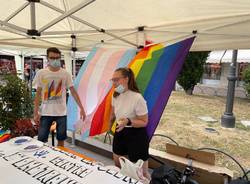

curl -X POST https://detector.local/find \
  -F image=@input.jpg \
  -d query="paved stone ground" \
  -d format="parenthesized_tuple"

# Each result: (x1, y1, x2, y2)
(198, 116, 217, 123)
(241, 120, 250, 128)
(193, 84, 247, 98)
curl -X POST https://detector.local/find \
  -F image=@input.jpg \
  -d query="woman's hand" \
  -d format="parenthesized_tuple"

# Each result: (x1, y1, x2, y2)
(116, 118, 128, 132)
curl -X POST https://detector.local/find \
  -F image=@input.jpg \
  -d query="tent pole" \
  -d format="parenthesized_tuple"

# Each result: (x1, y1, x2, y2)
(42, 29, 135, 36)
(29, 56, 33, 96)
(71, 55, 76, 146)
(4, 2, 30, 22)
(0, 20, 27, 33)
(221, 50, 238, 128)
(71, 130, 76, 146)
(71, 35, 77, 79)
(70, 34, 77, 146)
(72, 51, 76, 79)
(21, 52, 24, 80)
(30, 1, 36, 30)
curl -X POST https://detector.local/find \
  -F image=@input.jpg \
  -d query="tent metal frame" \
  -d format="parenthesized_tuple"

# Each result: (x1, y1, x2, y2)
(0, 0, 138, 48)
(1, 1, 250, 49)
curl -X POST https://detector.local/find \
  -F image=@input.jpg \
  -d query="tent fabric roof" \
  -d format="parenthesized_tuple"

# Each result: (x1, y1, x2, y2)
(207, 50, 250, 63)
(1, 0, 250, 51)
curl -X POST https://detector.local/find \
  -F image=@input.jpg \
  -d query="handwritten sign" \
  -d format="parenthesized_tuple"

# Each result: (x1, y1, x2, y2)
(0, 139, 142, 184)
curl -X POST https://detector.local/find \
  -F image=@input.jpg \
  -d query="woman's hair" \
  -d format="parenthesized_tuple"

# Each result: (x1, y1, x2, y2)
(113, 67, 140, 98)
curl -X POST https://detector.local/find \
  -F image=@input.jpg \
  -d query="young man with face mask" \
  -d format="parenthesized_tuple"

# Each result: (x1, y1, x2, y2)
(33, 47, 86, 147)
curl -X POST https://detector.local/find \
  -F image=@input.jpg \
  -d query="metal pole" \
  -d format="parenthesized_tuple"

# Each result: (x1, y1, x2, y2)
(0, 20, 27, 33)
(4, 2, 30, 22)
(72, 51, 76, 79)
(221, 50, 238, 128)
(71, 130, 76, 146)
(29, 56, 33, 95)
(20, 53, 24, 80)
(71, 35, 77, 79)
(30, 1, 36, 30)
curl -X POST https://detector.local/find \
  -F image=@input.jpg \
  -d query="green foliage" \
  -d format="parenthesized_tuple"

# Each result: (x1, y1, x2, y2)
(243, 66, 250, 95)
(177, 51, 210, 94)
(0, 74, 33, 130)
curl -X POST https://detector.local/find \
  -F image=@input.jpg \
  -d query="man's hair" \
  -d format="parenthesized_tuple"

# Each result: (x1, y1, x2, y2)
(47, 47, 61, 56)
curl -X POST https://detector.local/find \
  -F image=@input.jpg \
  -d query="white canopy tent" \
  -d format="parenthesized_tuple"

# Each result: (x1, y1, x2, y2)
(0, 0, 250, 51)
(207, 50, 250, 63)
(0, 0, 247, 139)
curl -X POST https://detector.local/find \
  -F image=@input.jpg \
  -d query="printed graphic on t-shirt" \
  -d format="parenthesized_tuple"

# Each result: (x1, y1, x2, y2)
(43, 79, 63, 103)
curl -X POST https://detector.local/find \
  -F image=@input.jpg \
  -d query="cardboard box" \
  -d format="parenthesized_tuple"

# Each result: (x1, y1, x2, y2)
(149, 144, 233, 184)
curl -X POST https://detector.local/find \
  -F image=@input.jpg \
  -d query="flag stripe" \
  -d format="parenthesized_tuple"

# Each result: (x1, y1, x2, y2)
(136, 48, 164, 94)
(147, 37, 195, 138)
(143, 43, 181, 113)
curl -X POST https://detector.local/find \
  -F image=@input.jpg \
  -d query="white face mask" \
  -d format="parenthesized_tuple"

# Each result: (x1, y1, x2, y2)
(115, 84, 125, 93)
(49, 59, 61, 68)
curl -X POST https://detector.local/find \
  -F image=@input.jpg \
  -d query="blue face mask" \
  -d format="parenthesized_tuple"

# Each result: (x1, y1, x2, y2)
(115, 84, 125, 93)
(49, 59, 61, 68)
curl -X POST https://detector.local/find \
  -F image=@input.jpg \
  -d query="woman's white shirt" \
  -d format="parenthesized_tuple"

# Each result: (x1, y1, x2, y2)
(112, 90, 148, 120)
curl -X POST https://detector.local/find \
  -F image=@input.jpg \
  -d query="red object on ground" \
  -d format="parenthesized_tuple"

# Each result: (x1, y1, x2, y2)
(0, 134, 11, 143)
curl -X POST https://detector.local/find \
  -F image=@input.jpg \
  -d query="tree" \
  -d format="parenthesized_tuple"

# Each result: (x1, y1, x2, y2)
(243, 65, 250, 96)
(0, 74, 33, 131)
(177, 51, 210, 95)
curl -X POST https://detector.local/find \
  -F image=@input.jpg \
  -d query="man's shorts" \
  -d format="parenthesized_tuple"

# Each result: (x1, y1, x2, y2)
(38, 116, 67, 143)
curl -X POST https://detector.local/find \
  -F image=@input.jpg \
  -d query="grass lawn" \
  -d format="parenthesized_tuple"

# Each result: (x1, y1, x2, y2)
(150, 91, 250, 177)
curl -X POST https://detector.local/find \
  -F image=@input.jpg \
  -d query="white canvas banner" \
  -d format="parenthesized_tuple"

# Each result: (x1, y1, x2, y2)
(0, 138, 142, 184)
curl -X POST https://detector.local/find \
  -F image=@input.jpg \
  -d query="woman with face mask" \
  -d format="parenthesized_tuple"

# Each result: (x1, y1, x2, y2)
(109, 67, 150, 180)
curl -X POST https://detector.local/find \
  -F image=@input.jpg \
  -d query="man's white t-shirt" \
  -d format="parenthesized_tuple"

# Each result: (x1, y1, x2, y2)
(112, 90, 148, 120)
(33, 68, 73, 116)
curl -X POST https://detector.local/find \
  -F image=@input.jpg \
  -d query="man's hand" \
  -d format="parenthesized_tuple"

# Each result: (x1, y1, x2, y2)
(34, 112, 40, 124)
(69, 86, 86, 122)
(33, 87, 41, 125)
(80, 108, 86, 121)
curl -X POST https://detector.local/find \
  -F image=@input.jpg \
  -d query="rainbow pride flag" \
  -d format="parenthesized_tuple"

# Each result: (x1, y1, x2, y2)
(67, 37, 195, 140)
(67, 47, 137, 139)
(0, 130, 11, 143)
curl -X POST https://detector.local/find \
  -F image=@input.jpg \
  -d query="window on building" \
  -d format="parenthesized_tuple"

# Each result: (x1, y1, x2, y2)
(203, 63, 221, 80)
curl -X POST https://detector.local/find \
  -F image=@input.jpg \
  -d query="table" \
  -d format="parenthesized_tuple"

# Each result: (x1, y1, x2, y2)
(0, 138, 142, 184)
